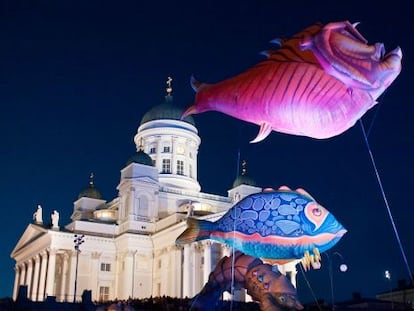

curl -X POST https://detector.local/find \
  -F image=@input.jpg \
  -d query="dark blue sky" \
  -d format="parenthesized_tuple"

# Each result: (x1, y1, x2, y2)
(1, 0, 413, 304)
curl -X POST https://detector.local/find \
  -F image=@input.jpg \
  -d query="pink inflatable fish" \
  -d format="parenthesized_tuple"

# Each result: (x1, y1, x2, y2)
(182, 21, 402, 142)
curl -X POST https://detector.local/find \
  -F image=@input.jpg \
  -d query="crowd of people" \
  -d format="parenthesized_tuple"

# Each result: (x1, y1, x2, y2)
(0, 295, 261, 311)
(95, 296, 261, 311)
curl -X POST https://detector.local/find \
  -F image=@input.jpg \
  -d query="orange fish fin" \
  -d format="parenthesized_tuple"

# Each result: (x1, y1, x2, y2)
(175, 217, 213, 245)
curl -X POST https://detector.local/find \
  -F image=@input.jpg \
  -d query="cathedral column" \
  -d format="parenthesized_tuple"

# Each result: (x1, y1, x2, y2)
(155, 139, 161, 172)
(45, 249, 56, 297)
(25, 259, 33, 298)
(19, 262, 26, 286)
(165, 247, 173, 297)
(59, 252, 69, 301)
(191, 244, 199, 297)
(31, 255, 41, 301)
(191, 141, 199, 181)
(192, 244, 198, 297)
(286, 261, 299, 288)
(203, 241, 212, 284)
(169, 246, 180, 297)
(13, 265, 21, 300)
(67, 251, 77, 302)
(38, 251, 48, 301)
(182, 244, 191, 298)
(222, 245, 232, 301)
(291, 269, 298, 288)
(172, 246, 182, 298)
(171, 137, 176, 174)
(223, 245, 232, 257)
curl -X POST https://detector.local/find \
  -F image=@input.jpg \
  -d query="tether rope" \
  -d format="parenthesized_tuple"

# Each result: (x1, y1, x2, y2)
(359, 119, 414, 284)
(299, 264, 322, 311)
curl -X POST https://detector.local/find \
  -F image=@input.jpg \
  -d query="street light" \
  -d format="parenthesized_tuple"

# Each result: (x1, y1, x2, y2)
(385, 270, 394, 309)
(73, 234, 85, 303)
(325, 251, 347, 311)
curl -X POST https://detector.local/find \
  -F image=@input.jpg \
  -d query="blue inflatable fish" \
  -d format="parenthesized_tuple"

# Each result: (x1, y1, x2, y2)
(176, 187, 347, 268)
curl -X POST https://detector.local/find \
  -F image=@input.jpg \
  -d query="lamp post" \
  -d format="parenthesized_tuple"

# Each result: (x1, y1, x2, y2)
(325, 251, 347, 311)
(73, 234, 85, 303)
(385, 270, 394, 309)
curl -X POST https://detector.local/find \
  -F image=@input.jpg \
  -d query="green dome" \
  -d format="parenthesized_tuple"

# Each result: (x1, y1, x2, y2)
(232, 160, 256, 187)
(126, 149, 153, 166)
(140, 95, 195, 126)
(78, 173, 103, 200)
(232, 174, 257, 188)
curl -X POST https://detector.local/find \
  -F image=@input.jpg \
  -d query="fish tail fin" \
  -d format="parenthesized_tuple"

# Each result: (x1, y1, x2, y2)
(190, 75, 202, 92)
(182, 76, 211, 119)
(175, 217, 213, 245)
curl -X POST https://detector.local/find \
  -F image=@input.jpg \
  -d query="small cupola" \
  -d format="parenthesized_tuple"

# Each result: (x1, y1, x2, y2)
(228, 160, 261, 203)
(78, 173, 103, 199)
(232, 160, 257, 187)
(126, 144, 153, 166)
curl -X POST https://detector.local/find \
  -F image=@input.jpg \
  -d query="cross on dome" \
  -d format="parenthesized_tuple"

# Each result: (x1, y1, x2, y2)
(166, 77, 173, 95)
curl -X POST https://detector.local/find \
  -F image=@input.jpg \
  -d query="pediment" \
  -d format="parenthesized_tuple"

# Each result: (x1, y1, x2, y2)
(10, 224, 48, 257)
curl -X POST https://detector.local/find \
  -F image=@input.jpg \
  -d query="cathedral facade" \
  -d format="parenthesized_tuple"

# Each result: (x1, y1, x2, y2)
(10, 87, 298, 303)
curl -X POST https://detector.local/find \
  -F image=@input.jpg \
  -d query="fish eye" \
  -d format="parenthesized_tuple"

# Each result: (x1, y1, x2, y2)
(312, 207, 322, 216)
(278, 294, 287, 303)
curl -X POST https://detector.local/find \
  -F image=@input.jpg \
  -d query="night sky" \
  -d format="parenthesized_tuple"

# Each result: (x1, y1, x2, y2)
(1, 0, 413, 305)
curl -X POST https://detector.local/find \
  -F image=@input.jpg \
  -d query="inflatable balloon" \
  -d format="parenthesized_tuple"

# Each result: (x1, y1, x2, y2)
(176, 186, 347, 270)
(182, 21, 402, 142)
(191, 251, 303, 311)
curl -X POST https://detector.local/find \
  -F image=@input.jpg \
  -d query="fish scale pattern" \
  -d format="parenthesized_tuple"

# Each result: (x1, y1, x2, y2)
(217, 192, 311, 237)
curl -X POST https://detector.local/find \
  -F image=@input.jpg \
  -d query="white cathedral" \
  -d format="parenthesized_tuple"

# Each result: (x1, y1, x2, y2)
(10, 81, 298, 303)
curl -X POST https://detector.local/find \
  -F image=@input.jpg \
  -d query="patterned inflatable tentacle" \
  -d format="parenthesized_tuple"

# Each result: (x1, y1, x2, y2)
(208, 251, 261, 291)
(193, 251, 303, 311)
(245, 263, 303, 311)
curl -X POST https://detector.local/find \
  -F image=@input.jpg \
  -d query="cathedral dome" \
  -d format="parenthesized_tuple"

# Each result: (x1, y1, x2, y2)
(232, 160, 256, 187)
(140, 78, 195, 126)
(140, 95, 195, 126)
(78, 173, 103, 199)
(126, 148, 153, 166)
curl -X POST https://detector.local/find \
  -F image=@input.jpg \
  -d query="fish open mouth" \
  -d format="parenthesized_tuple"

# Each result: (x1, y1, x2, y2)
(300, 21, 402, 91)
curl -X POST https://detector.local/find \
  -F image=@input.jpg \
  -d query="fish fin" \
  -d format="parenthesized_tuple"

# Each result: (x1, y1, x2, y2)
(295, 188, 315, 200)
(190, 75, 210, 93)
(181, 104, 197, 119)
(175, 217, 213, 245)
(259, 50, 270, 58)
(269, 38, 282, 46)
(190, 75, 201, 92)
(300, 248, 322, 271)
(278, 185, 292, 191)
(250, 122, 272, 143)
